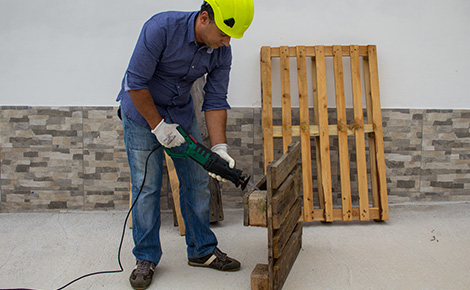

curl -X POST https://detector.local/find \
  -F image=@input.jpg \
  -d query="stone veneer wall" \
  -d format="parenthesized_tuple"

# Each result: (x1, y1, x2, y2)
(1, 106, 469, 212)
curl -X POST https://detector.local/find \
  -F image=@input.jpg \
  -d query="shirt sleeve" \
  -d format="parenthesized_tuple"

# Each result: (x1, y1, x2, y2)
(125, 19, 166, 91)
(202, 47, 232, 111)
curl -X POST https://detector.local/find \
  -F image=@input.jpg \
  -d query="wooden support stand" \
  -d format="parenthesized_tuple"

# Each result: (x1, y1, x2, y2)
(244, 142, 303, 290)
(260, 45, 389, 223)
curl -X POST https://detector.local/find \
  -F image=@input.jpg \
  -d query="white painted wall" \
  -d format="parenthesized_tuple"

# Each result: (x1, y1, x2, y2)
(0, 0, 469, 109)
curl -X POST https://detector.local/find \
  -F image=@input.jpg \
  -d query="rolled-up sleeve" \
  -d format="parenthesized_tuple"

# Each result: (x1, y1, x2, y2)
(202, 47, 232, 111)
(125, 20, 166, 91)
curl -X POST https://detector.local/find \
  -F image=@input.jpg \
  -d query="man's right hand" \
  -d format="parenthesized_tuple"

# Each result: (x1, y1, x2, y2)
(151, 120, 185, 148)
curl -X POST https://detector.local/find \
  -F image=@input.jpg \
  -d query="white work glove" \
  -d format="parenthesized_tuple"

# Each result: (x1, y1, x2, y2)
(209, 143, 235, 182)
(151, 119, 185, 148)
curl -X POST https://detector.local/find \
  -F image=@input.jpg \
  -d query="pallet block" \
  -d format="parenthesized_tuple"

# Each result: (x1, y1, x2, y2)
(244, 142, 302, 290)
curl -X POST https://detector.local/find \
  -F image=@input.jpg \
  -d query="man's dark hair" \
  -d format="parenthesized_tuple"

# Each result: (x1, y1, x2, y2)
(201, 1, 215, 23)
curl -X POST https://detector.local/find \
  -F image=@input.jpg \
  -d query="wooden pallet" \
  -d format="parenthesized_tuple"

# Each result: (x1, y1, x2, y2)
(261, 45, 388, 222)
(244, 142, 302, 290)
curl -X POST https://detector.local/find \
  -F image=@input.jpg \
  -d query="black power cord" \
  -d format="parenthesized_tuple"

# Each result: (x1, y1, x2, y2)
(1, 145, 160, 290)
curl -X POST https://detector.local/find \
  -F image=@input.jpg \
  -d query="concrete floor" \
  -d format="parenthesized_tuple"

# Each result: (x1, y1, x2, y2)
(1, 202, 469, 290)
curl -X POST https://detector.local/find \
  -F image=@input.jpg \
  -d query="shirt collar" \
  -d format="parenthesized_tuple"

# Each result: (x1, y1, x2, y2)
(188, 12, 198, 45)
(188, 11, 213, 54)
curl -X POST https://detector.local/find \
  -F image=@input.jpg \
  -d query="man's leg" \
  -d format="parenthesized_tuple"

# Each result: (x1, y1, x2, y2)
(170, 116, 240, 271)
(170, 115, 218, 259)
(122, 111, 163, 288)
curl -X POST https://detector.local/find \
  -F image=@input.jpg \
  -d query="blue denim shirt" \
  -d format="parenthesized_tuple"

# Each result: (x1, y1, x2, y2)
(116, 11, 232, 130)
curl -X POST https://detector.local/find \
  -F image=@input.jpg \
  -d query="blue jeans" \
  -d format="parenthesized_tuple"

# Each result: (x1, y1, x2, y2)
(121, 111, 218, 266)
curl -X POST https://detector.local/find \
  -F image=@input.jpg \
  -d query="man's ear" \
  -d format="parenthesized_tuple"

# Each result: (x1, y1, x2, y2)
(199, 11, 210, 25)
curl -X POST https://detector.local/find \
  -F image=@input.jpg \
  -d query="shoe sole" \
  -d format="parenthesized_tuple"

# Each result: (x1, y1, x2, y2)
(130, 281, 151, 290)
(187, 261, 241, 272)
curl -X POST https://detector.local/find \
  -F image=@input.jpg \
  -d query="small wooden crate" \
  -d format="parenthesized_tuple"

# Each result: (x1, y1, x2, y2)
(244, 142, 302, 290)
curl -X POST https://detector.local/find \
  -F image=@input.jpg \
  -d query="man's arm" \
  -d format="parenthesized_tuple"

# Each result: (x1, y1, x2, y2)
(205, 109, 227, 147)
(129, 89, 163, 130)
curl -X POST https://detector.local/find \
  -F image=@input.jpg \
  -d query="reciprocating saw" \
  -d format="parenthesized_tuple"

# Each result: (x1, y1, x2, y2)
(164, 125, 252, 190)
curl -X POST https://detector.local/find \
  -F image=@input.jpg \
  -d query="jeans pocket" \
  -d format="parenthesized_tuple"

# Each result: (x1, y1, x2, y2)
(123, 114, 159, 151)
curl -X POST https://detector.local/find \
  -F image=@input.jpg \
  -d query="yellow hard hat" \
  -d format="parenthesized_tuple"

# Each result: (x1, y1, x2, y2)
(204, 0, 254, 39)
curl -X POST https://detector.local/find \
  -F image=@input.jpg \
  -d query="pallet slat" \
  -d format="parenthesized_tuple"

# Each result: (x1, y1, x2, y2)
(312, 207, 382, 221)
(273, 198, 302, 258)
(311, 56, 324, 215)
(367, 45, 389, 220)
(272, 124, 374, 137)
(363, 56, 380, 209)
(333, 45, 353, 221)
(272, 175, 296, 229)
(280, 46, 292, 153)
(296, 46, 314, 222)
(273, 223, 302, 290)
(261, 46, 274, 173)
(270, 46, 369, 58)
(269, 135, 301, 190)
(350, 45, 370, 221)
(314, 45, 334, 222)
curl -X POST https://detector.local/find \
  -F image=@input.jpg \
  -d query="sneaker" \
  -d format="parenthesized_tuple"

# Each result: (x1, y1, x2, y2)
(129, 260, 156, 290)
(188, 247, 241, 271)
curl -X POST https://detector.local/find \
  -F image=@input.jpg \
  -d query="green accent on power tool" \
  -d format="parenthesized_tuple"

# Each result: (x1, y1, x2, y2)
(163, 126, 251, 190)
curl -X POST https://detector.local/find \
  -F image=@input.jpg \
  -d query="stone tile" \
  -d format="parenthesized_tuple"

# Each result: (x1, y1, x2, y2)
(421, 110, 470, 198)
(1, 147, 83, 192)
(83, 107, 124, 150)
(0, 106, 83, 149)
(83, 148, 130, 210)
(382, 109, 424, 153)
(423, 110, 470, 151)
(385, 150, 422, 201)
(1, 190, 83, 212)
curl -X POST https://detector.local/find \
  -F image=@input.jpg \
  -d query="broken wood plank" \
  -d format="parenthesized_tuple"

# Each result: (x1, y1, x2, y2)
(273, 198, 302, 258)
(273, 222, 302, 290)
(272, 175, 296, 229)
(266, 159, 275, 289)
(268, 141, 301, 190)
(367, 45, 389, 221)
(314, 45, 334, 222)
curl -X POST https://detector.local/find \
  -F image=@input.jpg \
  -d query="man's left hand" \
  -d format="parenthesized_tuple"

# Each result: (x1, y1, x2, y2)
(209, 143, 235, 182)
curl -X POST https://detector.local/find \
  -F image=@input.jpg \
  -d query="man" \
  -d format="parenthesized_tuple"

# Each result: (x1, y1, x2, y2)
(116, 0, 254, 289)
